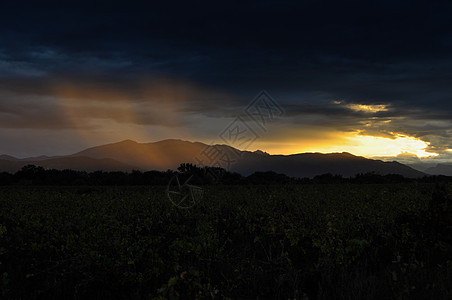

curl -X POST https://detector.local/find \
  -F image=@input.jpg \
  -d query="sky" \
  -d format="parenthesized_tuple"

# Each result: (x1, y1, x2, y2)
(0, 0, 451, 164)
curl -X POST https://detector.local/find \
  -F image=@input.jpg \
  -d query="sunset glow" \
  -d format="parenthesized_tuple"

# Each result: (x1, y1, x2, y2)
(345, 134, 438, 158)
(346, 104, 389, 113)
(0, 1, 451, 165)
(282, 132, 438, 158)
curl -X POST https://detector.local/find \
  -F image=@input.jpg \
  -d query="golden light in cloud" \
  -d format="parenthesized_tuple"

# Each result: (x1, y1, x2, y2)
(334, 100, 389, 113)
(345, 133, 438, 158)
(346, 104, 388, 113)
(48, 78, 202, 148)
(283, 131, 438, 158)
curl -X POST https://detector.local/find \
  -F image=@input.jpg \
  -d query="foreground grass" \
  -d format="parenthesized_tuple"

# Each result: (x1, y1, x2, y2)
(0, 183, 451, 299)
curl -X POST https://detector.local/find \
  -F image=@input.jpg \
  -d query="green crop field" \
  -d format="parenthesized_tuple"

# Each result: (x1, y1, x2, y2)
(0, 183, 451, 299)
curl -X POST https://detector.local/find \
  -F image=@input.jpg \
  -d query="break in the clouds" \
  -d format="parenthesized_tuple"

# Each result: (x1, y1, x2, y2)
(0, 0, 451, 161)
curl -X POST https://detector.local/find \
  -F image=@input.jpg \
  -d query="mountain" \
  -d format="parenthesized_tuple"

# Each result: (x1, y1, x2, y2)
(407, 163, 438, 173)
(21, 155, 59, 161)
(0, 139, 425, 178)
(0, 156, 137, 173)
(424, 164, 452, 176)
(0, 154, 19, 161)
(29, 156, 138, 172)
(70, 139, 211, 171)
(234, 151, 424, 178)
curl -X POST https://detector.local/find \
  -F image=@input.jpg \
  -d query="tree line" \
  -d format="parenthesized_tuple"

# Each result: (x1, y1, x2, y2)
(0, 163, 450, 185)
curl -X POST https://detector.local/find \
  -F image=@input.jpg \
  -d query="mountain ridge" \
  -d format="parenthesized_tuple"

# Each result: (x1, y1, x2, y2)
(424, 164, 452, 176)
(0, 139, 426, 178)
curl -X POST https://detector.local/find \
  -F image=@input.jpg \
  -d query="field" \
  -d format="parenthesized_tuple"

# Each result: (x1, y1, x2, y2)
(0, 183, 451, 299)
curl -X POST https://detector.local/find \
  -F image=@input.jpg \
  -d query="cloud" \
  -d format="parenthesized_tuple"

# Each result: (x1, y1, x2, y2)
(0, 75, 245, 132)
(344, 104, 388, 114)
(0, 1, 451, 159)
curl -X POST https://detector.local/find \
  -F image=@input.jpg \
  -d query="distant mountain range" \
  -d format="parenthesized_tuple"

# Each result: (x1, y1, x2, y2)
(423, 164, 452, 176)
(0, 139, 429, 178)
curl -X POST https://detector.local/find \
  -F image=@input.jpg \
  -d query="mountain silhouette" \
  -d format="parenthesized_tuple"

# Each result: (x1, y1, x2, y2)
(0, 156, 137, 173)
(233, 151, 424, 178)
(0, 139, 425, 178)
(70, 139, 210, 170)
(424, 164, 452, 176)
(0, 154, 19, 161)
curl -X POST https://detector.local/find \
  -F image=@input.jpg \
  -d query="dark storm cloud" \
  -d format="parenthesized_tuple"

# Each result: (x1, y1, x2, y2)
(0, 0, 451, 157)
(2, 1, 451, 83)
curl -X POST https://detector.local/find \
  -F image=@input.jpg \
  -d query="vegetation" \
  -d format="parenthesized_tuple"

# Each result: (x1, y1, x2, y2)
(2, 164, 452, 186)
(0, 185, 450, 299)
(0, 165, 451, 299)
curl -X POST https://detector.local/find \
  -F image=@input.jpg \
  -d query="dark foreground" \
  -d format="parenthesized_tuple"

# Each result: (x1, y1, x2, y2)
(0, 183, 451, 299)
